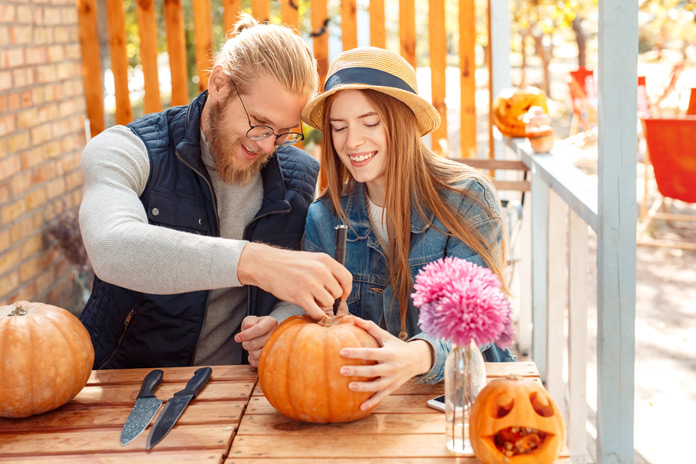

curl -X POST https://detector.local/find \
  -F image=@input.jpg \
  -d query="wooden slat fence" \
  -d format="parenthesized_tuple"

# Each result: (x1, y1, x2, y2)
(76, 0, 491, 159)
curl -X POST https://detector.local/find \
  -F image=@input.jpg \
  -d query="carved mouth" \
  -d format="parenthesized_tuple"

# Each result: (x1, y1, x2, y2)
(486, 427, 554, 457)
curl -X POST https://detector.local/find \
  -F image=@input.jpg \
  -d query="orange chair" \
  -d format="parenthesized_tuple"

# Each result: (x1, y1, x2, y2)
(568, 67, 598, 135)
(687, 88, 696, 116)
(638, 117, 696, 249)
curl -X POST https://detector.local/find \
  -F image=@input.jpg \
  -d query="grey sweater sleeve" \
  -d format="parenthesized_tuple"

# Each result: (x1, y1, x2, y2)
(79, 125, 247, 294)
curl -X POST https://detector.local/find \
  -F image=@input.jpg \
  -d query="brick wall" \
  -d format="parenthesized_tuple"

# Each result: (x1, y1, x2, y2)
(0, 0, 88, 312)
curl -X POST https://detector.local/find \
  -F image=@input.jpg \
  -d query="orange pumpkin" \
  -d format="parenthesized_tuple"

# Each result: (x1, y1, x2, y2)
(492, 87, 549, 137)
(258, 314, 380, 423)
(470, 375, 566, 464)
(0, 301, 94, 418)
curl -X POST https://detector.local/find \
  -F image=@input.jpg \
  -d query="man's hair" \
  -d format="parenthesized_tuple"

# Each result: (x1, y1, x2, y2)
(214, 13, 318, 98)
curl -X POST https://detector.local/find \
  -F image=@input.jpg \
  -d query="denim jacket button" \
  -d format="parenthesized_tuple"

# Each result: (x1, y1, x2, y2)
(398, 331, 408, 341)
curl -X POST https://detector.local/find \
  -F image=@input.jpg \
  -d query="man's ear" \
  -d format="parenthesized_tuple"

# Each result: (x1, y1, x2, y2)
(208, 66, 231, 101)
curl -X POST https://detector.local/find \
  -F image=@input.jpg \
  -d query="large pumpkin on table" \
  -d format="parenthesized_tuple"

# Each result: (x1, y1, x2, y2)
(470, 375, 566, 464)
(258, 314, 380, 423)
(0, 301, 94, 418)
(492, 87, 549, 137)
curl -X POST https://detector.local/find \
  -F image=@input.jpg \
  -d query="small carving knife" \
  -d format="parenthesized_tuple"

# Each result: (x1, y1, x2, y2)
(332, 224, 348, 315)
(120, 369, 164, 446)
(146, 367, 212, 450)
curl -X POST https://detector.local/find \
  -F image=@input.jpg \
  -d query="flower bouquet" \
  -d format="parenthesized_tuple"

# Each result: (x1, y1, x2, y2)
(412, 257, 515, 454)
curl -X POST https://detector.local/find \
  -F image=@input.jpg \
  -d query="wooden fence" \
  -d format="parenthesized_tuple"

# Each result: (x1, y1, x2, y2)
(75, 0, 491, 158)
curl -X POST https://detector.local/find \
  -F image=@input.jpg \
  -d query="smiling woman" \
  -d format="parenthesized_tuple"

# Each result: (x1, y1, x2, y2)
(301, 47, 517, 413)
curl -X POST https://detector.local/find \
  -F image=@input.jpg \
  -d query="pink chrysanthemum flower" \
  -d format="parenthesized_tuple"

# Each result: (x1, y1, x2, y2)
(412, 257, 515, 349)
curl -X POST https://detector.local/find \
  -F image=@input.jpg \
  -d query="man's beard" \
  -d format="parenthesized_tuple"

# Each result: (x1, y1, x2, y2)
(205, 100, 274, 185)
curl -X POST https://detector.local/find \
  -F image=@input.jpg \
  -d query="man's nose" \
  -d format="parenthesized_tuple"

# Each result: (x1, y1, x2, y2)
(257, 136, 276, 154)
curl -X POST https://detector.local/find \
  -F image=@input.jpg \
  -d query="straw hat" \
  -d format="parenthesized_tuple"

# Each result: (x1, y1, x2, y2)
(301, 47, 441, 136)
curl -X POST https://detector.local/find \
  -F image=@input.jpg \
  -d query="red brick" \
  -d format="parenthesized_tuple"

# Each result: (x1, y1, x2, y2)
(20, 255, 42, 283)
(17, 108, 38, 129)
(31, 123, 51, 145)
(57, 61, 76, 80)
(34, 27, 52, 44)
(62, 6, 77, 24)
(34, 161, 57, 183)
(53, 26, 69, 43)
(47, 44, 64, 63)
(25, 187, 47, 211)
(0, 271, 20, 297)
(0, 229, 9, 250)
(2, 200, 25, 224)
(10, 215, 33, 243)
(0, 248, 20, 275)
(25, 46, 48, 66)
(0, 156, 20, 182)
(36, 64, 57, 83)
(0, 5, 16, 23)
(13, 67, 34, 87)
(65, 170, 82, 190)
(21, 147, 44, 169)
(0, 70, 11, 91)
(0, 181, 8, 203)
(51, 119, 70, 137)
(1, 48, 24, 68)
(8, 131, 30, 152)
(20, 89, 32, 107)
(21, 233, 43, 258)
(38, 103, 58, 122)
(46, 177, 66, 199)
(0, 139, 6, 158)
(7, 93, 19, 111)
(10, 26, 32, 45)
(0, 26, 9, 47)
(44, 141, 61, 159)
(65, 43, 80, 60)
(16, 5, 32, 23)
(0, 114, 15, 136)
(10, 170, 32, 195)
(45, 8, 64, 26)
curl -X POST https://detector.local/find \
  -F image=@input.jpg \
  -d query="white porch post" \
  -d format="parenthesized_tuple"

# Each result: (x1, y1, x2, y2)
(597, 0, 637, 462)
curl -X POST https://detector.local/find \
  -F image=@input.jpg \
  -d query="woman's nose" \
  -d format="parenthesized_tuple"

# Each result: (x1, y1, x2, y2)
(346, 128, 364, 148)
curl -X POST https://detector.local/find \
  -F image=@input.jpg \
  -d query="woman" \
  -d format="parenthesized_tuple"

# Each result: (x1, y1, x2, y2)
(302, 47, 516, 411)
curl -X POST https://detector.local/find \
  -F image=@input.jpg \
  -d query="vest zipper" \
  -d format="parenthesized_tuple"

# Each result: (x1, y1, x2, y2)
(97, 308, 136, 369)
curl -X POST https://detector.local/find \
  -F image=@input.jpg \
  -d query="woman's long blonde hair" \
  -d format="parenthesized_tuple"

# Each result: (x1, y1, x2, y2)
(320, 90, 508, 334)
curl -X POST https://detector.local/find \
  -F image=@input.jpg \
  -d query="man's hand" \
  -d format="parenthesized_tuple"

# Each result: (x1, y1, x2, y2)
(235, 315, 278, 367)
(237, 243, 352, 320)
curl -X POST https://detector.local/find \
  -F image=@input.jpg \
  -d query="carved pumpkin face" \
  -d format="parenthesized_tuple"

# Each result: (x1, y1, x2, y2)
(492, 87, 549, 137)
(470, 375, 566, 464)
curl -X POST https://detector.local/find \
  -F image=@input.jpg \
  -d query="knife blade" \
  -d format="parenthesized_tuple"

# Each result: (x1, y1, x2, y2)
(146, 366, 212, 450)
(120, 369, 164, 446)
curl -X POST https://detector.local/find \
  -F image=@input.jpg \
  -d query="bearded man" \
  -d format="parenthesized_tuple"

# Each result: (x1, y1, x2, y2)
(78, 14, 351, 369)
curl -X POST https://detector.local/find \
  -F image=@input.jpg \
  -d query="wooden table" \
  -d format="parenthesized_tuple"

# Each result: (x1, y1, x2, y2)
(0, 362, 570, 463)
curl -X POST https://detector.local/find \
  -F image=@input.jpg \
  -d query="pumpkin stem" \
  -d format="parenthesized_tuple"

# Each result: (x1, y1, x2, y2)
(505, 374, 522, 381)
(8, 305, 28, 317)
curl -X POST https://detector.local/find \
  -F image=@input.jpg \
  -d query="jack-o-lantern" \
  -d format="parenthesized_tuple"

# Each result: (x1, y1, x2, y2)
(492, 87, 548, 137)
(470, 375, 566, 464)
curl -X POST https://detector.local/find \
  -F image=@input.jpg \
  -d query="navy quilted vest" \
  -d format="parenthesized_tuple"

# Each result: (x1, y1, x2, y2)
(80, 91, 319, 369)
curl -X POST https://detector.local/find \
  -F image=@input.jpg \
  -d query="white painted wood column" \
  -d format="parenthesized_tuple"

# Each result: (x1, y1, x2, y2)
(597, 0, 637, 461)
(568, 209, 589, 462)
(530, 168, 548, 382)
(546, 190, 568, 404)
(517, 192, 532, 355)
(490, 0, 510, 161)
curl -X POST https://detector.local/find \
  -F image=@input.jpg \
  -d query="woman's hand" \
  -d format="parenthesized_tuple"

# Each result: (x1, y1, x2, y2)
(234, 315, 278, 367)
(339, 317, 434, 411)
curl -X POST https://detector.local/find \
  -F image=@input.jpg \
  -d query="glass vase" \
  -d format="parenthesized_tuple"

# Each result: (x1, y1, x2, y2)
(444, 339, 486, 454)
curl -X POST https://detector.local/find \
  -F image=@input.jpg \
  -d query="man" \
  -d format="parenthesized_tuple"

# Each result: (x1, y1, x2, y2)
(78, 14, 351, 369)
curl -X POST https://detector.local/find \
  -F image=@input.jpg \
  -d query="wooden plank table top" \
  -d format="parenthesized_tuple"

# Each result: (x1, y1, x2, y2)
(0, 362, 570, 463)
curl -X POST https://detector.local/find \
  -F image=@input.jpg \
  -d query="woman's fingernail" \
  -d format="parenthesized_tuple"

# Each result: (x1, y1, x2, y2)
(341, 367, 350, 375)
(340, 349, 348, 357)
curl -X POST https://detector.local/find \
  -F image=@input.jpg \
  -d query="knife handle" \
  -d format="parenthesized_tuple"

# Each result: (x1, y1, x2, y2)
(173, 367, 212, 399)
(138, 369, 163, 399)
(332, 225, 348, 315)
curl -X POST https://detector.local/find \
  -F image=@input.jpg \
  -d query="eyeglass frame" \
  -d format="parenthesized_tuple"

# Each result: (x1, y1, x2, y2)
(229, 79, 304, 146)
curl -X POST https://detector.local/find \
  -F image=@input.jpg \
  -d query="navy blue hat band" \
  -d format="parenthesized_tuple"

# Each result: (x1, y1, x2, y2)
(324, 67, 416, 94)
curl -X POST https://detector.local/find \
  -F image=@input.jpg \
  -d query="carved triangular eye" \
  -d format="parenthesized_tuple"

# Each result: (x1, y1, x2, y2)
(491, 392, 514, 418)
(530, 391, 554, 417)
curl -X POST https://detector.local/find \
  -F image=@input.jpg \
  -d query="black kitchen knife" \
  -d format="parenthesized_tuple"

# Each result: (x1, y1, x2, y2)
(145, 367, 212, 450)
(120, 369, 164, 446)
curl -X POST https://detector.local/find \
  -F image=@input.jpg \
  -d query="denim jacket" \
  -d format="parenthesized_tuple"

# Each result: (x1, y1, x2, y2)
(304, 179, 516, 384)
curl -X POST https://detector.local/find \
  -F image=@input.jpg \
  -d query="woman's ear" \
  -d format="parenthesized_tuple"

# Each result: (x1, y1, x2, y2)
(207, 66, 231, 101)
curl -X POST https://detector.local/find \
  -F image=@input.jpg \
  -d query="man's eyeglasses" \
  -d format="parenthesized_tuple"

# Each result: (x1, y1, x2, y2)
(230, 80, 304, 146)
